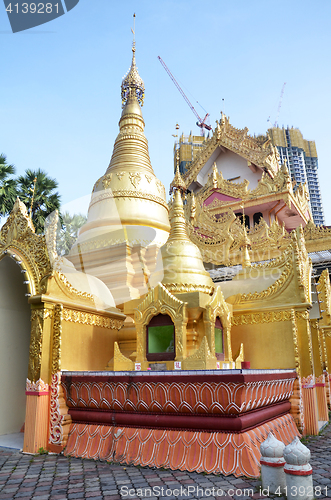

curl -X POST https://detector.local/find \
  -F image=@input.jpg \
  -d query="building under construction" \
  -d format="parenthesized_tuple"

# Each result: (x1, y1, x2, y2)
(268, 126, 324, 226)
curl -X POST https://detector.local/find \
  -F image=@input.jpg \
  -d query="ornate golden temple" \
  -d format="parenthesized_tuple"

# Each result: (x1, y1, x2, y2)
(1, 38, 331, 477)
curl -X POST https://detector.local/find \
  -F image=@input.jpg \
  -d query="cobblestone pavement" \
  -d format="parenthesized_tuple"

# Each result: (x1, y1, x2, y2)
(0, 423, 330, 500)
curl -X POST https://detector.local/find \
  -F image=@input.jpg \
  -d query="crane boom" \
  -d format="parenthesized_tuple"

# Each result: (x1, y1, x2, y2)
(274, 82, 286, 127)
(158, 56, 211, 131)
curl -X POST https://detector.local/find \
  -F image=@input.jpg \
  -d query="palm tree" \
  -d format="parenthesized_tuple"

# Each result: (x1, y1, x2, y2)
(57, 212, 87, 255)
(16, 169, 61, 234)
(0, 154, 17, 218)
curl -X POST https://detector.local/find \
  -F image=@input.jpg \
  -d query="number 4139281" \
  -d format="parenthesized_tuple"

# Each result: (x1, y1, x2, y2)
(6, 3, 59, 14)
(274, 486, 328, 497)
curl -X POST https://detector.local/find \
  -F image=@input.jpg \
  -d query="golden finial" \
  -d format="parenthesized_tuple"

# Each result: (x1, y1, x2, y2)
(212, 162, 218, 188)
(131, 13, 136, 52)
(29, 176, 37, 219)
(170, 164, 187, 195)
(240, 225, 251, 268)
(121, 14, 145, 108)
(190, 192, 196, 220)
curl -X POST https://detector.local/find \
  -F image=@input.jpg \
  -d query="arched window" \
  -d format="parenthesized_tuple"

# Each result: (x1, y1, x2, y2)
(236, 212, 250, 229)
(146, 314, 175, 361)
(253, 212, 263, 226)
(215, 317, 224, 361)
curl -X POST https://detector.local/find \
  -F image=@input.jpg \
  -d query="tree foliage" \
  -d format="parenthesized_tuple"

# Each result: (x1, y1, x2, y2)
(16, 168, 61, 234)
(57, 212, 87, 256)
(0, 153, 17, 217)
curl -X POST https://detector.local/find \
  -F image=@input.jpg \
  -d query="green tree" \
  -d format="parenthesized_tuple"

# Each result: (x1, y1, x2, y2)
(0, 153, 17, 217)
(16, 168, 61, 234)
(57, 211, 87, 255)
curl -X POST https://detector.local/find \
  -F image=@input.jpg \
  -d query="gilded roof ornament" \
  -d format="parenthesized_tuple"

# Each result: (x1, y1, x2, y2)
(121, 14, 145, 108)
(170, 164, 187, 195)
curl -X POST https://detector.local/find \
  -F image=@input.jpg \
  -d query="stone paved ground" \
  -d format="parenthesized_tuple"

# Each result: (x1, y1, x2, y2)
(0, 423, 330, 500)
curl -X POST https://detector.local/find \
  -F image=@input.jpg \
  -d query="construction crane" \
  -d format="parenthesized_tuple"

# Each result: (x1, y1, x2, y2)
(267, 82, 286, 127)
(158, 56, 212, 132)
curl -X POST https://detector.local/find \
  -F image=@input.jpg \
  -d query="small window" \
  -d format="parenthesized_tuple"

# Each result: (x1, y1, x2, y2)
(236, 212, 250, 229)
(147, 314, 175, 361)
(253, 212, 263, 225)
(215, 317, 224, 361)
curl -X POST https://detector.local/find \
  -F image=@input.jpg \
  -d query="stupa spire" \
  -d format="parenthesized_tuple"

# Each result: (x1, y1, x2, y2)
(121, 14, 145, 108)
(159, 188, 214, 295)
(170, 164, 187, 195)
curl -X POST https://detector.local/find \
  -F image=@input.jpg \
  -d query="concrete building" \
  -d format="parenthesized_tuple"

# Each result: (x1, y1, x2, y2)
(268, 126, 324, 225)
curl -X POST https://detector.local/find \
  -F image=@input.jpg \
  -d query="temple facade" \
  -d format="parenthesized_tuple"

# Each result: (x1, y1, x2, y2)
(1, 40, 331, 477)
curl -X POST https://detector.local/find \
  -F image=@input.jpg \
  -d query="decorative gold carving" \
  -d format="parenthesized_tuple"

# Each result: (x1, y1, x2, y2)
(28, 309, 52, 382)
(183, 192, 294, 266)
(317, 327, 325, 373)
(129, 172, 141, 188)
(238, 262, 292, 302)
(291, 227, 311, 304)
(0, 198, 52, 294)
(89, 189, 169, 210)
(170, 166, 186, 194)
(232, 310, 292, 326)
(182, 336, 215, 370)
(52, 304, 62, 374)
(321, 330, 329, 372)
(121, 48, 145, 107)
(116, 171, 126, 181)
(155, 179, 166, 197)
(102, 173, 113, 189)
(56, 272, 94, 301)
(113, 341, 134, 371)
(145, 175, 152, 183)
(70, 233, 165, 254)
(295, 311, 310, 320)
(183, 114, 279, 188)
(190, 193, 196, 220)
(164, 283, 214, 295)
(317, 270, 331, 326)
(304, 221, 331, 253)
(134, 283, 187, 363)
(290, 309, 301, 374)
(178, 146, 312, 266)
(234, 343, 244, 369)
(62, 308, 124, 330)
(204, 286, 232, 362)
(228, 227, 310, 307)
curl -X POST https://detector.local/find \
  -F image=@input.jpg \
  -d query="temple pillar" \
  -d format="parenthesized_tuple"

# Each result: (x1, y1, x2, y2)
(295, 310, 319, 435)
(24, 384, 50, 453)
(23, 304, 54, 453)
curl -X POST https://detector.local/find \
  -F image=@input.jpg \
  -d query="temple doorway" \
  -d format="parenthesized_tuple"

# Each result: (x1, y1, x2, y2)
(0, 256, 31, 438)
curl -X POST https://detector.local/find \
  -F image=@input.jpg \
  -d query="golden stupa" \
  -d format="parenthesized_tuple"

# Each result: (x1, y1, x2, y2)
(69, 41, 170, 305)
(151, 169, 214, 295)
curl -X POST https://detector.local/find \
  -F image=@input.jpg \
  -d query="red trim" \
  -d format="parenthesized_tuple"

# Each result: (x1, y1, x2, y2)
(316, 383, 325, 387)
(284, 468, 312, 476)
(25, 391, 49, 396)
(48, 443, 64, 453)
(260, 460, 285, 468)
(68, 401, 291, 434)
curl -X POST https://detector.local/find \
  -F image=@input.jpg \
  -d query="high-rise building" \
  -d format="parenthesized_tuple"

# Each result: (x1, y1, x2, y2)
(268, 126, 325, 225)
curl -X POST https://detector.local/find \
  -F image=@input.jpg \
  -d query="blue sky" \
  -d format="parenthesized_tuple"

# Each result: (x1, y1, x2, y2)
(1, 0, 331, 222)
